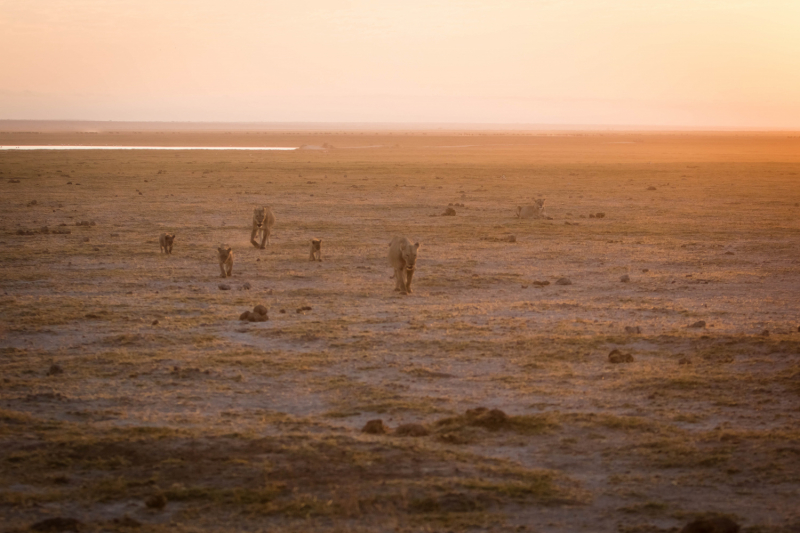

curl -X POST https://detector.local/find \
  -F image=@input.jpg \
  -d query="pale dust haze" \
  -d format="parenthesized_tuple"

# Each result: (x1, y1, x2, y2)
(2, 0, 800, 127)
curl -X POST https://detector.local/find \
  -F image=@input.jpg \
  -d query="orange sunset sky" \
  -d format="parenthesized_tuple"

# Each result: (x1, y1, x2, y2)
(1, 0, 799, 128)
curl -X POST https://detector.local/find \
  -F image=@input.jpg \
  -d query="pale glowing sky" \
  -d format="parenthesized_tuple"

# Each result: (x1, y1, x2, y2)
(1, 0, 799, 127)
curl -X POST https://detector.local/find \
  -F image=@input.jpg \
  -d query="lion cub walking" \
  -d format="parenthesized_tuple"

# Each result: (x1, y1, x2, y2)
(159, 233, 175, 254)
(309, 239, 322, 261)
(251, 206, 276, 249)
(217, 245, 233, 278)
(388, 237, 421, 295)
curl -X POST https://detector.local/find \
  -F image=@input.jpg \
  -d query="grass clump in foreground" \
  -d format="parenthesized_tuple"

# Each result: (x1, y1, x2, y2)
(0, 419, 580, 531)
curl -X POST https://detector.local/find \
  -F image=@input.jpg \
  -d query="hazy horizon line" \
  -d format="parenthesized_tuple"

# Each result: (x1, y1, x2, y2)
(1, 119, 799, 134)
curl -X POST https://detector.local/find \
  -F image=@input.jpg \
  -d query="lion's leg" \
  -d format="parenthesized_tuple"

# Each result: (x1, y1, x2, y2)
(405, 269, 414, 294)
(227, 261, 233, 277)
(394, 268, 405, 292)
(220, 263, 228, 278)
(260, 228, 268, 249)
(250, 225, 260, 248)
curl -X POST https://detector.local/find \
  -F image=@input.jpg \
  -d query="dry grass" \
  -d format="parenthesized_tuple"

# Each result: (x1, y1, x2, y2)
(1, 130, 800, 532)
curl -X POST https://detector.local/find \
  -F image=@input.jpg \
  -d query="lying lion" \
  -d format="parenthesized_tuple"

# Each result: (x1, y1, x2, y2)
(516, 199, 546, 219)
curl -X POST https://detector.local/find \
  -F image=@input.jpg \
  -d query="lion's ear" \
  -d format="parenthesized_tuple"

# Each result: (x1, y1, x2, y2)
(414, 242, 421, 249)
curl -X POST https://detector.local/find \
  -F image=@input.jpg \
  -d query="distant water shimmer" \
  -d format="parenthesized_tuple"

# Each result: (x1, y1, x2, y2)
(0, 145, 297, 151)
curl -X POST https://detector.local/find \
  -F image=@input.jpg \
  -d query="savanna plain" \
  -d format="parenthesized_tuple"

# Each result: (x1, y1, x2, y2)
(1, 130, 800, 533)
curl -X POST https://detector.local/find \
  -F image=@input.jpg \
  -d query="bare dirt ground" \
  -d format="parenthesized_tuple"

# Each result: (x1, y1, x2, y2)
(1, 130, 800, 532)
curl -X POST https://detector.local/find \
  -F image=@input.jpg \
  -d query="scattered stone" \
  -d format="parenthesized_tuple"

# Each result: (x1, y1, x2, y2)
(76, 220, 96, 227)
(521, 284, 528, 289)
(589, 213, 595, 218)
(8, 179, 20, 183)
(30, 517, 83, 532)
(151, 319, 159, 326)
(647, 185, 657, 191)
(362, 419, 387, 435)
(555, 277, 572, 286)
(760, 329, 770, 337)
(608, 349, 634, 363)
(296, 305, 312, 313)
(145, 493, 167, 510)
(111, 516, 142, 528)
(40, 226, 50, 234)
(678, 357, 692, 365)
(465, 407, 509, 430)
(624, 326, 641, 334)
(642, 268, 649, 273)
(724, 251, 734, 255)
(239, 311, 253, 321)
(279, 309, 286, 313)
(47, 364, 64, 376)
(84, 313, 100, 319)
(595, 212, 605, 218)
(253, 304, 268, 316)
(680, 517, 740, 533)
(532, 280, 550, 287)
(51, 475, 70, 485)
(688, 320, 707, 328)
(241, 282, 251, 290)
(218, 284, 231, 291)
(93, 247, 100, 251)
(442, 207, 456, 216)
(481, 234, 516, 243)
(82, 237, 90, 242)
(16, 229, 37, 235)
(27, 199, 38, 207)
(620, 274, 630, 282)
(395, 423, 430, 437)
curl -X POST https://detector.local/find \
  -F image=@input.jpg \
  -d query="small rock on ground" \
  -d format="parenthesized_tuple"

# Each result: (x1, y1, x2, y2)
(680, 517, 740, 533)
(688, 320, 706, 328)
(46, 364, 63, 376)
(608, 349, 634, 363)
(362, 419, 387, 435)
(145, 493, 167, 510)
(624, 326, 641, 334)
(30, 517, 83, 532)
(218, 284, 231, 291)
(555, 277, 572, 286)
(620, 274, 630, 282)
(395, 423, 430, 437)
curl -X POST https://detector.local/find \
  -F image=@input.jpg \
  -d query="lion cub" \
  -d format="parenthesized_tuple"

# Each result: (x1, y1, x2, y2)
(159, 233, 175, 254)
(309, 238, 322, 261)
(217, 245, 233, 278)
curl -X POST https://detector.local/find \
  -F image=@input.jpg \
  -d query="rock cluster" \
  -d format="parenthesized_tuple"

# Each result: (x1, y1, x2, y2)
(239, 304, 268, 322)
